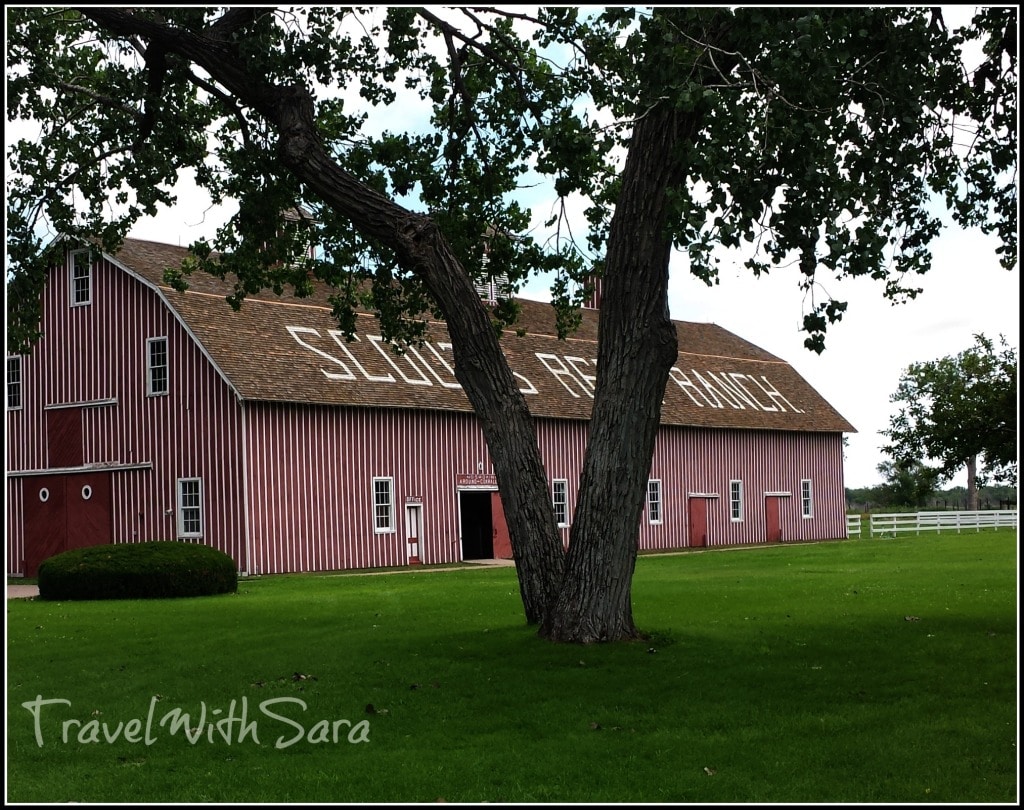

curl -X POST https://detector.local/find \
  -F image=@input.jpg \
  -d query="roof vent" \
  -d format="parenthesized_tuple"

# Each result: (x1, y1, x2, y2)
(475, 251, 511, 305)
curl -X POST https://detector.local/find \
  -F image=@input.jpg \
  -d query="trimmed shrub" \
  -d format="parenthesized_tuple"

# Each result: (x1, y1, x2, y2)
(37, 541, 238, 601)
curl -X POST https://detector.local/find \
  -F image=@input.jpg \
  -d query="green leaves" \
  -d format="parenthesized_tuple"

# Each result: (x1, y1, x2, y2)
(881, 334, 1018, 487)
(5, 6, 1016, 357)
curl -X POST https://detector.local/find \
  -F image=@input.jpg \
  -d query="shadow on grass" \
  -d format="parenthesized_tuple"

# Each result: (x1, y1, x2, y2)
(6, 534, 1017, 803)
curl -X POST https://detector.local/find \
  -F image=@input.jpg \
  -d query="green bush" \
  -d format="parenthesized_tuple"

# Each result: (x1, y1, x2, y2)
(37, 541, 238, 601)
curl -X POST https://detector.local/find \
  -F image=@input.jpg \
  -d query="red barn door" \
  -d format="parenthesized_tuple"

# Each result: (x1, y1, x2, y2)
(688, 497, 708, 548)
(23, 476, 67, 577)
(22, 472, 113, 576)
(765, 496, 783, 543)
(66, 472, 113, 552)
(46, 407, 83, 467)
(490, 491, 512, 559)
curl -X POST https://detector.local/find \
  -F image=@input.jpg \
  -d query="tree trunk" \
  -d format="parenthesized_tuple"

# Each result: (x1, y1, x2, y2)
(965, 455, 979, 511)
(543, 98, 693, 642)
(276, 121, 567, 626)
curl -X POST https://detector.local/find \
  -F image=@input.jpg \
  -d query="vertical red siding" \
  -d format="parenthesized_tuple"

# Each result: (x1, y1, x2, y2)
(535, 419, 589, 548)
(643, 427, 847, 548)
(534, 420, 846, 552)
(6, 249, 245, 574)
(244, 404, 495, 574)
(6, 478, 24, 574)
(6, 244, 850, 577)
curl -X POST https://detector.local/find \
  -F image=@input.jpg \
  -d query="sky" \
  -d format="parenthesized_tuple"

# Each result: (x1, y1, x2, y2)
(662, 224, 1018, 489)
(9, 5, 1020, 490)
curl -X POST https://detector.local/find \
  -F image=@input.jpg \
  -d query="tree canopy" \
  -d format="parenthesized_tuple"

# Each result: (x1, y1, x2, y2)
(7, 7, 1017, 353)
(882, 334, 1018, 509)
(875, 458, 945, 509)
(5, 6, 1018, 641)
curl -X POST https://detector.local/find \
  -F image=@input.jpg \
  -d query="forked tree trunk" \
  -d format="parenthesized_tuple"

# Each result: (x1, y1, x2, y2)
(543, 99, 692, 642)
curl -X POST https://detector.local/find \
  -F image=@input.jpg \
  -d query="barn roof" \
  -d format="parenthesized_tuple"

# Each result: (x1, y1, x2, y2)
(108, 237, 855, 434)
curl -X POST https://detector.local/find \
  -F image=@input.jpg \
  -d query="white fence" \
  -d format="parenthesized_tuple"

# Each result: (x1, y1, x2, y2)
(849, 510, 1018, 538)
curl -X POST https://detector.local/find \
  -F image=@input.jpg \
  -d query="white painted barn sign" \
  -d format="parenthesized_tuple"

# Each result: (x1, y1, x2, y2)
(6, 237, 855, 577)
(285, 324, 805, 414)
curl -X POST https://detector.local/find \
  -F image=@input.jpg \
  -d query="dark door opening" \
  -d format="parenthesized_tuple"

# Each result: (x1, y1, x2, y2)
(459, 491, 494, 560)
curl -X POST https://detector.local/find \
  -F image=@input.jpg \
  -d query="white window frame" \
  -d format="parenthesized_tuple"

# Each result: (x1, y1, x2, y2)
(70, 249, 92, 307)
(730, 479, 744, 522)
(647, 479, 663, 525)
(801, 479, 814, 519)
(373, 477, 395, 533)
(176, 478, 204, 539)
(552, 479, 569, 528)
(147, 337, 169, 396)
(7, 356, 22, 410)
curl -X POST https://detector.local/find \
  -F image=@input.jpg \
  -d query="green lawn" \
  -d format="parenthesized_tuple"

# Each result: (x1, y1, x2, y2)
(6, 532, 1018, 803)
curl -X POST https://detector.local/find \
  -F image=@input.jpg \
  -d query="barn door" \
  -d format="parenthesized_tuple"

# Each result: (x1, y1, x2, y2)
(22, 472, 113, 576)
(458, 491, 494, 560)
(46, 407, 83, 467)
(405, 502, 423, 565)
(67, 472, 113, 552)
(688, 497, 708, 548)
(490, 491, 512, 559)
(765, 496, 783, 543)
(23, 476, 67, 577)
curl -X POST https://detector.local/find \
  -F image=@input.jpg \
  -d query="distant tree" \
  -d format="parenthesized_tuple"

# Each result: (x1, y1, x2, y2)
(881, 334, 1017, 510)
(876, 459, 943, 508)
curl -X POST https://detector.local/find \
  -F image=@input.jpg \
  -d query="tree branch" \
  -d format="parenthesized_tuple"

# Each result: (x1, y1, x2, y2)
(208, 7, 269, 40)
(56, 81, 144, 121)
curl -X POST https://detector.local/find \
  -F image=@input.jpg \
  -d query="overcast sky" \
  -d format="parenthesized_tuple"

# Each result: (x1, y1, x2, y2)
(661, 223, 1018, 489)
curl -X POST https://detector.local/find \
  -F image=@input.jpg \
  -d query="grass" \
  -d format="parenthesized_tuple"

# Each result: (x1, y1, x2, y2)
(6, 531, 1018, 803)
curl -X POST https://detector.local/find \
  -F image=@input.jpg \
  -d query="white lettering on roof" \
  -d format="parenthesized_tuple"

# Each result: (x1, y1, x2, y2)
(287, 326, 803, 413)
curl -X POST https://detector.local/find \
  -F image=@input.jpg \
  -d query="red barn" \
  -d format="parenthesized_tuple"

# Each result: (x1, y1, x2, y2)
(6, 237, 855, 576)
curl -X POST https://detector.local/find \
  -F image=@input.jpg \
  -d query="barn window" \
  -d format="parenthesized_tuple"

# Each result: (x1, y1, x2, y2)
(801, 479, 814, 519)
(177, 478, 204, 538)
(647, 479, 662, 524)
(70, 249, 92, 306)
(373, 477, 395, 533)
(147, 337, 168, 396)
(552, 479, 569, 527)
(730, 480, 744, 521)
(7, 356, 22, 410)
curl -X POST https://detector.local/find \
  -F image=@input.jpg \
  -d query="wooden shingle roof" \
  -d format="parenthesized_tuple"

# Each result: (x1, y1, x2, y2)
(110, 237, 855, 433)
